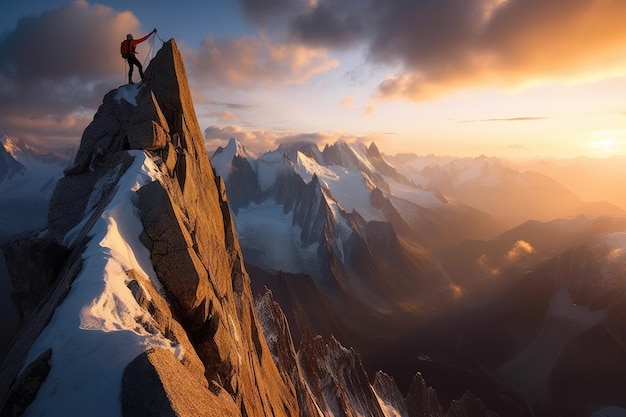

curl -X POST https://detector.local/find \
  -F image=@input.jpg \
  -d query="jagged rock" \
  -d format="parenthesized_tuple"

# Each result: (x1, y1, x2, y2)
(137, 180, 212, 329)
(445, 391, 498, 417)
(64, 88, 135, 176)
(49, 151, 135, 242)
(1, 232, 70, 319)
(125, 269, 207, 384)
(298, 330, 387, 417)
(406, 372, 445, 417)
(373, 371, 409, 417)
(127, 90, 169, 150)
(254, 289, 319, 417)
(122, 348, 238, 417)
(1, 349, 51, 417)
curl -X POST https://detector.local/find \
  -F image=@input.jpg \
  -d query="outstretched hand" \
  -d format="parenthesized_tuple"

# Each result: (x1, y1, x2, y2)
(152, 28, 157, 33)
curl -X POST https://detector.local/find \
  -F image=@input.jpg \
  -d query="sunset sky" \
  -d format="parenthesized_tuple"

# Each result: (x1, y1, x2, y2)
(2, 0, 626, 158)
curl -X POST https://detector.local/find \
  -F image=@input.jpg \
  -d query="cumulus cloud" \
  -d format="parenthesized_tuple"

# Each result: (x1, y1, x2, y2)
(239, 0, 626, 101)
(185, 35, 338, 87)
(0, 0, 144, 149)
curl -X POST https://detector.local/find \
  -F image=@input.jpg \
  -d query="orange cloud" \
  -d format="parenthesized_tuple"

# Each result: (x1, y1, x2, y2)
(339, 96, 353, 108)
(185, 35, 338, 87)
(374, 0, 626, 101)
(506, 240, 535, 262)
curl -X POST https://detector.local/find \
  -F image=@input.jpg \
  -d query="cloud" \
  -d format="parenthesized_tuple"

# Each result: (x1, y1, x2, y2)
(185, 35, 338, 87)
(372, 0, 626, 100)
(506, 240, 535, 261)
(240, 0, 626, 101)
(0, 0, 144, 149)
(339, 96, 353, 108)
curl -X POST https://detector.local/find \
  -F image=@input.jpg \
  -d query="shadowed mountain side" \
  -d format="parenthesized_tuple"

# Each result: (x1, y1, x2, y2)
(365, 239, 626, 417)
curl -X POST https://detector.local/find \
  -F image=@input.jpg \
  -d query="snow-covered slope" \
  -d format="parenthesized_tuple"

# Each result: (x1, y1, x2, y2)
(20, 151, 170, 415)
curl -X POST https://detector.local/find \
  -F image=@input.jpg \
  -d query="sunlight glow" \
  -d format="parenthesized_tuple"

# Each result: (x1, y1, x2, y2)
(588, 130, 626, 156)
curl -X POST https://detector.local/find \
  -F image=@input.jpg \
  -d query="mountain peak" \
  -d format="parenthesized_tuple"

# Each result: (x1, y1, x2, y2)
(211, 137, 254, 180)
(0, 142, 25, 182)
(367, 142, 382, 158)
(1, 38, 300, 416)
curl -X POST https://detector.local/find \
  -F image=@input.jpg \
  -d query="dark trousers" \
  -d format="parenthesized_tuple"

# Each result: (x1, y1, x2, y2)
(125, 54, 144, 83)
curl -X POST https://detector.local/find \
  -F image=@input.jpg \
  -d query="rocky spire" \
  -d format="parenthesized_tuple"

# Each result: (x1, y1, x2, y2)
(1, 39, 297, 417)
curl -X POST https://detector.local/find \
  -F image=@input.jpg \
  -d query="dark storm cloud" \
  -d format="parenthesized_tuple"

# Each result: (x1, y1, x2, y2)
(0, 1, 142, 149)
(288, 2, 366, 48)
(239, 0, 626, 101)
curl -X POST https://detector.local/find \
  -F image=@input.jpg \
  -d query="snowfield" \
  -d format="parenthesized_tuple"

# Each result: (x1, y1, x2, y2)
(234, 199, 319, 278)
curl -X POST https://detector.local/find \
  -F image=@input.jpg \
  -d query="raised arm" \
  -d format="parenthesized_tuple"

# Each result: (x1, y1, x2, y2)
(132, 28, 156, 45)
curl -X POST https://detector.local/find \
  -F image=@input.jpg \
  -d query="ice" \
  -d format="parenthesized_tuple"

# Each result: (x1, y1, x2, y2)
(21, 151, 175, 417)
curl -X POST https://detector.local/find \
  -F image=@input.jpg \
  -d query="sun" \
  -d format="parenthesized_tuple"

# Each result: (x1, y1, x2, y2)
(588, 130, 626, 156)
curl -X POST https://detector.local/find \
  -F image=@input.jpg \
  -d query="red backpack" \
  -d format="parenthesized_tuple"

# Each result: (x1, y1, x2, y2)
(120, 39, 132, 58)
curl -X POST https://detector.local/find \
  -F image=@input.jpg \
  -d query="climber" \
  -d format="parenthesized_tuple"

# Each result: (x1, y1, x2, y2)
(121, 28, 157, 84)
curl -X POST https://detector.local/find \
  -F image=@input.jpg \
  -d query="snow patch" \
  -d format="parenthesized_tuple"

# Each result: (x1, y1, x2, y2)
(114, 83, 141, 106)
(256, 150, 285, 191)
(21, 151, 177, 417)
(234, 199, 319, 277)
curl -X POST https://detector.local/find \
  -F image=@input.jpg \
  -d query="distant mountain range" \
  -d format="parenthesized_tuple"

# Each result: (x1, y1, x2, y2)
(212, 138, 626, 416)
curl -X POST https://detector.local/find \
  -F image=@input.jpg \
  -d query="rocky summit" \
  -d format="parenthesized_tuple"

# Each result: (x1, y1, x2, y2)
(0, 39, 494, 417)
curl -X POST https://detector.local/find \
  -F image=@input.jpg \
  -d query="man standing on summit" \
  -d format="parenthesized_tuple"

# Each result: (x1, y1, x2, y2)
(121, 29, 156, 84)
